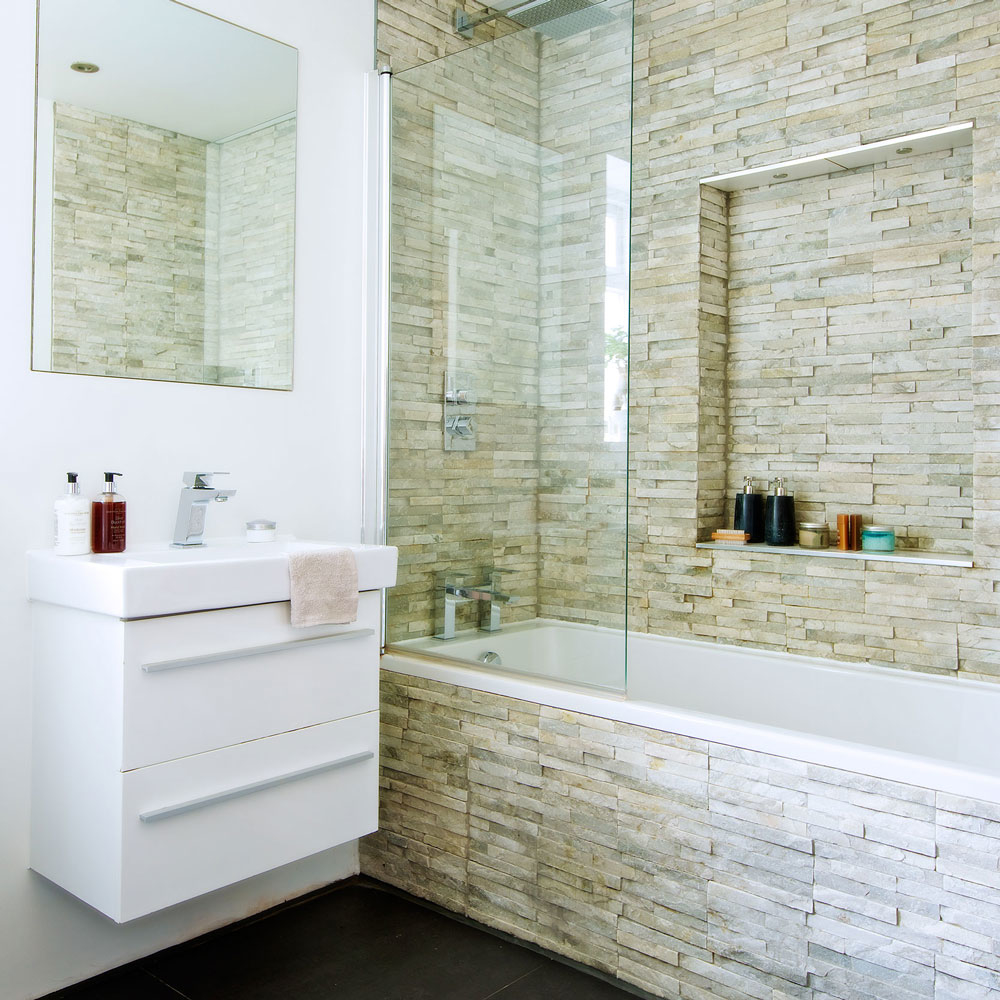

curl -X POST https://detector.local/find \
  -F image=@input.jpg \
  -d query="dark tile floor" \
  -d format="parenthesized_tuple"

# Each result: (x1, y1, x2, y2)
(41, 879, 645, 1000)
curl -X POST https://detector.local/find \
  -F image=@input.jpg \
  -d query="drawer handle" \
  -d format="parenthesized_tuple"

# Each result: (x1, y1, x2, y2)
(141, 628, 376, 673)
(138, 750, 375, 824)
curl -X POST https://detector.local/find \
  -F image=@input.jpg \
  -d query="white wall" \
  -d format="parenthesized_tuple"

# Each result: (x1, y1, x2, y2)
(0, 1, 374, 996)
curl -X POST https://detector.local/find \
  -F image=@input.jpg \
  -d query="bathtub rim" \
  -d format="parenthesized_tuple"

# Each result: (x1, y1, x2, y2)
(392, 615, 996, 693)
(387, 618, 628, 693)
(380, 641, 1000, 807)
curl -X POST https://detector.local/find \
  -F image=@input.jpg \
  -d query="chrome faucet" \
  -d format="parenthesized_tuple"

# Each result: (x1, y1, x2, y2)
(435, 570, 514, 639)
(479, 569, 513, 632)
(171, 472, 236, 547)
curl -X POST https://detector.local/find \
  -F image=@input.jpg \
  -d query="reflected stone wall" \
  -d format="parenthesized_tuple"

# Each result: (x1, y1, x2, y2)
(51, 103, 209, 381)
(49, 103, 294, 387)
(212, 117, 296, 389)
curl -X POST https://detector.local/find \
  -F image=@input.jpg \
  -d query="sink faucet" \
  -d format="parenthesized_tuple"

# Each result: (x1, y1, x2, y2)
(435, 569, 513, 639)
(171, 472, 236, 547)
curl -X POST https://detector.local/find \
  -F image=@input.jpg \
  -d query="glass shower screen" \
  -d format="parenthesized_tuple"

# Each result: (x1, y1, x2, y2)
(384, 0, 633, 692)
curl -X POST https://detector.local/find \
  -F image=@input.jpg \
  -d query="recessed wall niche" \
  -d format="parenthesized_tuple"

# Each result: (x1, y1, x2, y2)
(698, 127, 974, 555)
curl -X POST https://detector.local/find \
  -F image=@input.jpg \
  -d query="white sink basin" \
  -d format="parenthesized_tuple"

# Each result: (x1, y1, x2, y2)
(27, 538, 398, 618)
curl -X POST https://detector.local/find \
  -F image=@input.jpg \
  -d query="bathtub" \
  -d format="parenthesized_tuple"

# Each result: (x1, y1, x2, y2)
(387, 618, 1000, 804)
(395, 619, 627, 691)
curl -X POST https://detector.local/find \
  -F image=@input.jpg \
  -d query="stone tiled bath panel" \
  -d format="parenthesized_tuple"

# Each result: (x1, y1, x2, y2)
(362, 670, 1000, 1000)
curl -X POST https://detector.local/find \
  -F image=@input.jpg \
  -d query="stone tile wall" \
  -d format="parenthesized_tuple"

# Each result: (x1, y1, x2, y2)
(379, 0, 1000, 676)
(370, 6, 1000, 998)
(377, 0, 525, 72)
(362, 669, 1000, 1000)
(536, 6, 633, 629)
(714, 144, 974, 554)
(626, 0, 1000, 679)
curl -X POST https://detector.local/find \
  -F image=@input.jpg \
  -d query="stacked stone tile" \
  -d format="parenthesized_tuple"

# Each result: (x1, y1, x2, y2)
(381, 0, 1000, 679)
(719, 146, 973, 555)
(621, 0, 1000, 677)
(362, 670, 1000, 1000)
(377, 0, 525, 71)
(536, 8, 633, 627)
(370, 1, 1000, 996)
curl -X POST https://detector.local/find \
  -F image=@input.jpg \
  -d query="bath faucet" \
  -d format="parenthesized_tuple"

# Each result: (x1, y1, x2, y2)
(171, 472, 236, 547)
(436, 570, 513, 639)
(479, 569, 513, 633)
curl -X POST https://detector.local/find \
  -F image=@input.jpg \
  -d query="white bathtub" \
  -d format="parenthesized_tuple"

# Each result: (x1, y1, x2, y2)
(395, 619, 626, 691)
(387, 619, 1000, 804)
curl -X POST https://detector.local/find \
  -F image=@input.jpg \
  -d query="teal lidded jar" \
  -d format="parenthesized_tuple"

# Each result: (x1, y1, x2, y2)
(861, 525, 895, 552)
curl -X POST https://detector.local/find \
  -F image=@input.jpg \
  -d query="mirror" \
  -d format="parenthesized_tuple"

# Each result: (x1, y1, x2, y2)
(32, 0, 298, 389)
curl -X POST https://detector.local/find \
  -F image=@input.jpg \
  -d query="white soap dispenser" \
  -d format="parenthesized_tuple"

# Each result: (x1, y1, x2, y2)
(54, 472, 91, 555)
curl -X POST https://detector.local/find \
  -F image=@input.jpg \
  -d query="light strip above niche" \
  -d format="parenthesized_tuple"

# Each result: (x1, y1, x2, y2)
(701, 121, 973, 192)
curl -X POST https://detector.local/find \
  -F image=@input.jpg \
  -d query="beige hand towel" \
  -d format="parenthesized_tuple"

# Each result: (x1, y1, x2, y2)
(288, 547, 359, 627)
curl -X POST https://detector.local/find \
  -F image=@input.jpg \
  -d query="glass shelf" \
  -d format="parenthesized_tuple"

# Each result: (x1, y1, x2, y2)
(695, 541, 972, 568)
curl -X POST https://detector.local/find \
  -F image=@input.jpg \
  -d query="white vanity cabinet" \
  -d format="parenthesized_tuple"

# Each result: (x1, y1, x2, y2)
(28, 543, 395, 923)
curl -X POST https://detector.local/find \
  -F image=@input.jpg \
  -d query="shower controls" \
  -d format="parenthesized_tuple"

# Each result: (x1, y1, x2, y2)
(444, 386, 472, 405)
(444, 372, 477, 452)
(446, 414, 475, 440)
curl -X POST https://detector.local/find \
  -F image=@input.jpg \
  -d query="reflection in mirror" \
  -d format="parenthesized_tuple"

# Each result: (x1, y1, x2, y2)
(33, 0, 298, 389)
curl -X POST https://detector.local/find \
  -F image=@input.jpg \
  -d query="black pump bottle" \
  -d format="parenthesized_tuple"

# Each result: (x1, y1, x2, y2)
(764, 477, 796, 546)
(733, 476, 764, 542)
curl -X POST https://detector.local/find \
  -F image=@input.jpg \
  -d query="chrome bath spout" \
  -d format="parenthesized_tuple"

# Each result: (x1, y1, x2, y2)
(436, 570, 514, 639)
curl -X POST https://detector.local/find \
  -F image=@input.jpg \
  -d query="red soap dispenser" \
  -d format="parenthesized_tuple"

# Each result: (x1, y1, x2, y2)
(91, 472, 126, 553)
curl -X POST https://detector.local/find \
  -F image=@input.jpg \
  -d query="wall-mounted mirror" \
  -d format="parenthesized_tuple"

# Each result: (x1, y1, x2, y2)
(33, 0, 298, 389)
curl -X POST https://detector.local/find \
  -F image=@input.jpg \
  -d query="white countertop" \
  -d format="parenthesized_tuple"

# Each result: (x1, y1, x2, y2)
(27, 538, 398, 618)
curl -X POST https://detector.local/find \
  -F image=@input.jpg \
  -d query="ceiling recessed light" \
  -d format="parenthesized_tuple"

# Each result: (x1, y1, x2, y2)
(772, 171, 789, 179)
(70, 62, 100, 74)
(895, 146, 913, 154)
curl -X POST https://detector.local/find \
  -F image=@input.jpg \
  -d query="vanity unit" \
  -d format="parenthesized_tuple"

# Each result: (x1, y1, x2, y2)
(28, 541, 396, 922)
